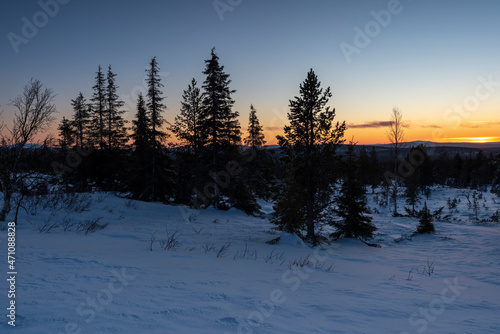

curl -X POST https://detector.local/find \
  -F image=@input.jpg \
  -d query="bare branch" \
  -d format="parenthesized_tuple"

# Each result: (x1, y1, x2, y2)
(9, 78, 57, 146)
(386, 107, 405, 155)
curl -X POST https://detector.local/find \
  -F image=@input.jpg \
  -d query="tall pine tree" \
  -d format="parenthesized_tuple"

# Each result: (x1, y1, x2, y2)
(198, 47, 241, 209)
(105, 65, 127, 149)
(201, 48, 241, 148)
(171, 78, 205, 204)
(91, 65, 106, 149)
(146, 57, 168, 150)
(272, 69, 346, 245)
(144, 57, 172, 201)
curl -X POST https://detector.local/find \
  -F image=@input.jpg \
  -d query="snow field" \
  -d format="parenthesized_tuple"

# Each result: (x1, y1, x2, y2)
(0, 186, 499, 333)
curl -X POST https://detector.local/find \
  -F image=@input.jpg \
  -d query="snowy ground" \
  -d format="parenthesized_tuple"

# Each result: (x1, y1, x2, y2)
(0, 187, 499, 333)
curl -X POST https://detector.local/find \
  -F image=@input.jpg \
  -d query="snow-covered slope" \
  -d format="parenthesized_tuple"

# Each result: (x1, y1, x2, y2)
(0, 188, 499, 333)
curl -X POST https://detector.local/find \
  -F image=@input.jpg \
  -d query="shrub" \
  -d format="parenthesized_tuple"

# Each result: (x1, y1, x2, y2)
(416, 203, 435, 234)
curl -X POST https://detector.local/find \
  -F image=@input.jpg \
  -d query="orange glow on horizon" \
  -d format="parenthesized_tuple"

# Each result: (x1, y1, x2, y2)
(440, 137, 500, 144)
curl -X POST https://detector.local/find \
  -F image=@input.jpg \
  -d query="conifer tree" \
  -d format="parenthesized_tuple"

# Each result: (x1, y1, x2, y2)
(91, 65, 106, 149)
(201, 48, 241, 148)
(415, 145, 433, 196)
(144, 57, 172, 201)
(171, 79, 205, 204)
(244, 104, 265, 147)
(272, 69, 346, 244)
(146, 57, 168, 150)
(172, 78, 205, 152)
(405, 172, 421, 216)
(331, 143, 376, 242)
(271, 156, 306, 235)
(416, 202, 435, 234)
(57, 117, 75, 148)
(129, 93, 152, 200)
(131, 93, 150, 155)
(105, 65, 127, 149)
(242, 104, 273, 200)
(71, 92, 90, 149)
(404, 145, 432, 215)
(199, 47, 241, 209)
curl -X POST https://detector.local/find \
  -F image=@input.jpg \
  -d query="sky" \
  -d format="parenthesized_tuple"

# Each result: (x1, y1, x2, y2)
(1, 0, 500, 145)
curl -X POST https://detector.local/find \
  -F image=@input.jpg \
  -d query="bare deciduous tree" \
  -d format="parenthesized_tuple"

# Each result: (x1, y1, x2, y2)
(0, 79, 57, 221)
(386, 107, 405, 158)
(386, 107, 406, 216)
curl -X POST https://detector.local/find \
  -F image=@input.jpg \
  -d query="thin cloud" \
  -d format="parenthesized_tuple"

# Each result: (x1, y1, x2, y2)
(349, 120, 443, 129)
(420, 124, 442, 129)
(348, 121, 392, 129)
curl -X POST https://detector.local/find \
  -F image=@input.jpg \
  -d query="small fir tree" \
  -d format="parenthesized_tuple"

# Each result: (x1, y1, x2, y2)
(71, 92, 90, 149)
(131, 93, 150, 154)
(172, 78, 205, 152)
(244, 104, 265, 147)
(416, 202, 435, 234)
(331, 143, 377, 242)
(57, 117, 75, 149)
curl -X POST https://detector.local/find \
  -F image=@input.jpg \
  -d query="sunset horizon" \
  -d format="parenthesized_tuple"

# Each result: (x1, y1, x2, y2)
(2, 1, 500, 148)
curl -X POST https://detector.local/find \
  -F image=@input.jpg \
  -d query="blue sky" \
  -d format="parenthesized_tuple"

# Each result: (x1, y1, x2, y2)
(1, 0, 500, 144)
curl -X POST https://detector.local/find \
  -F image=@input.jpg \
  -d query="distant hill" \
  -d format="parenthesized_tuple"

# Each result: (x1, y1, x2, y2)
(374, 140, 500, 150)
(263, 141, 500, 161)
